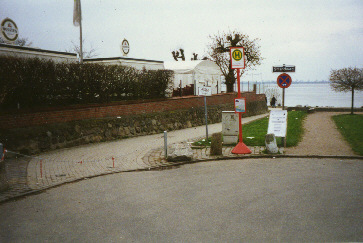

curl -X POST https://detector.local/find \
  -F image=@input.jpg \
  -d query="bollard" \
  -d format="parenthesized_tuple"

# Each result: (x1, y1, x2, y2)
(112, 157, 115, 168)
(0, 143, 3, 161)
(164, 131, 168, 158)
(40, 160, 43, 178)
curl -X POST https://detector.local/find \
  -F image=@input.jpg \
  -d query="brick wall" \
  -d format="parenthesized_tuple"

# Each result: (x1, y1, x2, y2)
(0, 92, 265, 129)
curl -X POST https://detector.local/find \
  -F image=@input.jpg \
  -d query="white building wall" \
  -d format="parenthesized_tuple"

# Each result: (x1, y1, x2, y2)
(0, 44, 77, 63)
(84, 57, 164, 70)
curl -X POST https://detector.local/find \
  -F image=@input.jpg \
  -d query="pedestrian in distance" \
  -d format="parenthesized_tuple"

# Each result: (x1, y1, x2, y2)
(270, 96, 277, 108)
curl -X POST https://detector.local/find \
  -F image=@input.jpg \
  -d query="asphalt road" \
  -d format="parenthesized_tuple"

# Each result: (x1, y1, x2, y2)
(1, 158, 362, 242)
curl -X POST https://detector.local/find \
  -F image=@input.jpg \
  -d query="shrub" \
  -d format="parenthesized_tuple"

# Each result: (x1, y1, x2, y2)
(0, 56, 173, 110)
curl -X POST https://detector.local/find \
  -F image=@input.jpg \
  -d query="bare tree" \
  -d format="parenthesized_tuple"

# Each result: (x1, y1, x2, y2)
(329, 67, 363, 114)
(0, 37, 33, 47)
(265, 86, 282, 107)
(208, 30, 262, 92)
(66, 39, 98, 59)
(171, 48, 185, 61)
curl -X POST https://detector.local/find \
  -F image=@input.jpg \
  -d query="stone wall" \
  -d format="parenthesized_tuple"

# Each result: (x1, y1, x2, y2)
(0, 93, 268, 155)
(0, 92, 264, 129)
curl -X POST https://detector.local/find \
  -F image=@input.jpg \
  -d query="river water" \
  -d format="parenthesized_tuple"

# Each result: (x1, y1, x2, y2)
(258, 82, 363, 108)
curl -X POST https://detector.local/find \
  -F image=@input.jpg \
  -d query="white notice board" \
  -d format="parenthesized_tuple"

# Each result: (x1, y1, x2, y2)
(267, 110, 287, 137)
(198, 86, 212, 96)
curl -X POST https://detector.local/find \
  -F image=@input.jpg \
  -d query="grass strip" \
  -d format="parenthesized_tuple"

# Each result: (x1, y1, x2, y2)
(192, 111, 307, 147)
(332, 114, 363, 156)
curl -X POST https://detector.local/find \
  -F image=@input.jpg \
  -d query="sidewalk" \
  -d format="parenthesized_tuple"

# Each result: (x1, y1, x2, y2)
(1, 113, 269, 203)
(2, 111, 362, 203)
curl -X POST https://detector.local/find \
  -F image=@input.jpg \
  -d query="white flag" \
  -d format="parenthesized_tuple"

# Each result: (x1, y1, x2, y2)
(73, 0, 81, 26)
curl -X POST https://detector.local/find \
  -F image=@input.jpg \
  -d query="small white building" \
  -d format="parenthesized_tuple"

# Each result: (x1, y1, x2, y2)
(84, 57, 164, 70)
(0, 43, 77, 62)
(164, 60, 222, 95)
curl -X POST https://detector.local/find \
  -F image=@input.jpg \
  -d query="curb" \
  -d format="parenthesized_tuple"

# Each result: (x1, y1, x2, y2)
(1, 153, 362, 205)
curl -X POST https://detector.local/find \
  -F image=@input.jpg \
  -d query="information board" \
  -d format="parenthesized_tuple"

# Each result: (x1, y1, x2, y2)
(234, 98, 246, 113)
(198, 86, 212, 96)
(267, 110, 287, 137)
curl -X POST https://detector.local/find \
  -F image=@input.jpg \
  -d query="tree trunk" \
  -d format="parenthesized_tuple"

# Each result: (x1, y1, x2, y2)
(225, 69, 236, 93)
(351, 86, 355, 115)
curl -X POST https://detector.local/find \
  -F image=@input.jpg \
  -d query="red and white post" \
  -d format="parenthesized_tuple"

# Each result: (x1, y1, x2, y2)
(230, 47, 252, 154)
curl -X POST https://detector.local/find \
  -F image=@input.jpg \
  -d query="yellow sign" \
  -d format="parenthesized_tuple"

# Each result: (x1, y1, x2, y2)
(230, 47, 245, 69)
(232, 49, 243, 61)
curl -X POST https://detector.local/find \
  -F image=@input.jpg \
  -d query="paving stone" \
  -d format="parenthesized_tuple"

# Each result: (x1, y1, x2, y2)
(1, 113, 273, 203)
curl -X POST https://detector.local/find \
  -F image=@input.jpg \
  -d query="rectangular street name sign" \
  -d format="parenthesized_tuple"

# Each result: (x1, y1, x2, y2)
(273, 65, 295, 73)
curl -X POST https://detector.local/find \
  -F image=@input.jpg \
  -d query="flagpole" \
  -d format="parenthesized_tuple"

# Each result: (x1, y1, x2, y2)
(79, 0, 83, 64)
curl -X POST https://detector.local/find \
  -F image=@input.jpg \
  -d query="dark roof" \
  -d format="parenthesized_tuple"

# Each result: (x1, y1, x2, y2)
(0, 43, 77, 56)
(84, 56, 164, 63)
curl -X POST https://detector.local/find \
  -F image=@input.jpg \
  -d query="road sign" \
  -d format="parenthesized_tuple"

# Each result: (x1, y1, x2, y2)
(234, 98, 246, 113)
(273, 65, 295, 73)
(277, 73, 292, 88)
(230, 47, 245, 69)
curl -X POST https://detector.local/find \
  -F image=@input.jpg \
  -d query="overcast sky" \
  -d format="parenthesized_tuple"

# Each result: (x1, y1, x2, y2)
(1, 0, 362, 81)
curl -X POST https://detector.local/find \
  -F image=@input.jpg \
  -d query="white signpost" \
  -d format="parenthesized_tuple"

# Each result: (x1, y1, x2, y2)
(267, 110, 288, 138)
(198, 86, 212, 96)
(199, 87, 212, 141)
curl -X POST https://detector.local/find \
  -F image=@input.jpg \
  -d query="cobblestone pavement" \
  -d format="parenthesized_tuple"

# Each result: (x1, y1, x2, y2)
(1, 113, 270, 203)
(143, 145, 282, 168)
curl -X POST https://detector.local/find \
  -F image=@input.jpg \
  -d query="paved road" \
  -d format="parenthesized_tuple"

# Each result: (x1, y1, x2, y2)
(1, 157, 362, 242)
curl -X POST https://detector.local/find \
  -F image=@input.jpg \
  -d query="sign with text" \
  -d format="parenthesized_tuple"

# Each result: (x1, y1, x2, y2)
(267, 110, 287, 137)
(234, 98, 246, 113)
(273, 65, 295, 72)
(198, 86, 212, 96)
(230, 47, 245, 69)
(1, 18, 18, 42)
(121, 39, 130, 56)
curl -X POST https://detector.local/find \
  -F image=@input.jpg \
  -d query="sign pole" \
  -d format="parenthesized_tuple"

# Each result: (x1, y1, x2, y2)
(198, 86, 212, 142)
(231, 68, 251, 154)
(237, 69, 242, 144)
(204, 95, 209, 141)
(282, 88, 285, 110)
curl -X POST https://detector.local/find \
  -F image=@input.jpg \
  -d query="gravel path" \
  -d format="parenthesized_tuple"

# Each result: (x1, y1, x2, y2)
(285, 112, 359, 156)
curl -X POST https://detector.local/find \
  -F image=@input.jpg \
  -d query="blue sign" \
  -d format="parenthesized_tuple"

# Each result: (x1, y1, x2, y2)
(277, 73, 292, 88)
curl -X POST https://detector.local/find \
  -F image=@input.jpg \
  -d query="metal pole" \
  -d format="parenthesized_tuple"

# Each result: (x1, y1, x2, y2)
(282, 88, 285, 110)
(204, 96, 209, 141)
(237, 69, 243, 143)
(79, 0, 83, 64)
(164, 131, 167, 158)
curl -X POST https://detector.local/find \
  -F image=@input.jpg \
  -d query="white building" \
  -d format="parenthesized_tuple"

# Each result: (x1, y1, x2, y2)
(164, 60, 223, 95)
(0, 43, 77, 62)
(84, 56, 164, 70)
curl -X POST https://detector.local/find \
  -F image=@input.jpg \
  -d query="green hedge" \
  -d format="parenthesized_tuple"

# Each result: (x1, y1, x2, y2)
(0, 57, 173, 109)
